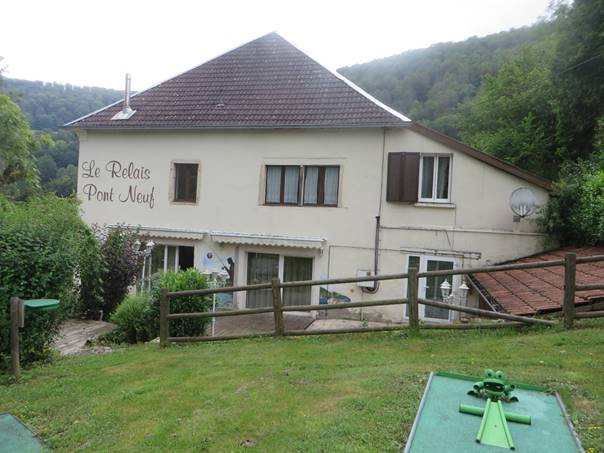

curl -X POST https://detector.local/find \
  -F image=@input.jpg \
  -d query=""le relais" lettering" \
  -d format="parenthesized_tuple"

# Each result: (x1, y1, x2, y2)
(80, 159, 155, 209)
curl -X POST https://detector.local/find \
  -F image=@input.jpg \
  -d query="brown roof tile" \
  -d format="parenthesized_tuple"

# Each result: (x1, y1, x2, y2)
(66, 33, 409, 130)
(471, 246, 604, 315)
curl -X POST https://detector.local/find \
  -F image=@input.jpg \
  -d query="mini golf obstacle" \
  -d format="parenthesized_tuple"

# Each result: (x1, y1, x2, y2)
(404, 370, 584, 452)
(0, 413, 45, 452)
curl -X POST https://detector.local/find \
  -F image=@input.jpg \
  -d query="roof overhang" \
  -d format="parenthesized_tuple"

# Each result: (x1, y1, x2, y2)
(211, 231, 325, 250)
(409, 123, 552, 191)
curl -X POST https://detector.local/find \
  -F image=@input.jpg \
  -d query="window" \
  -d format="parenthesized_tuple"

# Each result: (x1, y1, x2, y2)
(174, 163, 198, 202)
(303, 166, 339, 206)
(246, 253, 279, 308)
(265, 166, 300, 205)
(265, 165, 340, 206)
(283, 256, 313, 306)
(419, 155, 450, 202)
(149, 244, 194, 274)
(246, 252, 313, 307)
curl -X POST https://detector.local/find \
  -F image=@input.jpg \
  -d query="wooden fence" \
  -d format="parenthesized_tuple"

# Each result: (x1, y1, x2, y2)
(159, 253, 604, 346)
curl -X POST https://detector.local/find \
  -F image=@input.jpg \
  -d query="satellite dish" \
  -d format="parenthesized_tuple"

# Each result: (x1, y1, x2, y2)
(509, 187, 537, 218)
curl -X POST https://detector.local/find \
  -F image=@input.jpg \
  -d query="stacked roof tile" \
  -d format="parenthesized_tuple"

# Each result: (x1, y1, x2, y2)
(66, 33, 409, 129)
(471, 247, 604, 315)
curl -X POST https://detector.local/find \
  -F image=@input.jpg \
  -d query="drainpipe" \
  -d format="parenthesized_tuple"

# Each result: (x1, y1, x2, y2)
(362, 128, 387, 295)
(362, 215, 381, 294)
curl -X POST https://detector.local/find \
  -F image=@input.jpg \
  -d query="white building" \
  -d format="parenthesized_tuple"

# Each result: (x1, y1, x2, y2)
(67, 33, 551, 323)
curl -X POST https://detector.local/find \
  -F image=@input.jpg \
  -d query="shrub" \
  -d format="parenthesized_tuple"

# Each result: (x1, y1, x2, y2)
(150, 269, 212, 338)
(540, 159, 604, 246)
(95, 225, 145, 318)
(110, 295, 153, 344)
(0, 195, 94, 368)
(75, 227, 106, 318)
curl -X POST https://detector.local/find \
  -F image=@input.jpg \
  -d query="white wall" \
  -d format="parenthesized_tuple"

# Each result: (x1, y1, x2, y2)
(76, 126, 550, 321)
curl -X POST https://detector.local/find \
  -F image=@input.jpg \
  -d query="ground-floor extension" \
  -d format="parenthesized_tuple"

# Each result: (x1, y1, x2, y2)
(134, 224, 549, 323)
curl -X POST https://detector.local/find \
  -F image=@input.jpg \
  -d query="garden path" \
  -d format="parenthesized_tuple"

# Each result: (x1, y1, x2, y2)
(54, 319, 115, 355)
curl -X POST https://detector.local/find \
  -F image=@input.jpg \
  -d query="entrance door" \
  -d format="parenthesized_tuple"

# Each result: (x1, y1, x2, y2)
(406, 255, 456, 321)
(424, 260, 454, 320)
(246, 253, 279, 308)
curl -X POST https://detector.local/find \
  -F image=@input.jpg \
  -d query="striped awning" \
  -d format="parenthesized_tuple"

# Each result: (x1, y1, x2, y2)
(110, 224, 207, 240)
(211, 231, 325, 250)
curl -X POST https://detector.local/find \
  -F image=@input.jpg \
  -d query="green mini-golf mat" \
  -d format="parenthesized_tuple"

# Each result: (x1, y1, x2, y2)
(0, 413, 44, 453)
(404, 373, 584, 453)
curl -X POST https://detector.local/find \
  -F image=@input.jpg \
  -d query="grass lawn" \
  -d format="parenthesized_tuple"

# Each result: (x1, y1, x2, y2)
(1, 322, 603, 452)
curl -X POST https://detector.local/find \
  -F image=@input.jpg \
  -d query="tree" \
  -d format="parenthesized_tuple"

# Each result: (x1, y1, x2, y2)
(553, 0, 604, 161)
(95, 226, 145, 318)
(0, 93, 40, 200)
(37, 153, 58, 183)
(456, 41, 560, 178)
(540, 158, 604, 246)
(46, 165, 77, 196)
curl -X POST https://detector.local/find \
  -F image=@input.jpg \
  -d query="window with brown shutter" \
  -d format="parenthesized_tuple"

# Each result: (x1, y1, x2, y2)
(386, 152, 420, 202)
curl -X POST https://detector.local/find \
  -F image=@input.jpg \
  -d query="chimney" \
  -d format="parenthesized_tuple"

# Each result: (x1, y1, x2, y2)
(111, 73, 136, 120)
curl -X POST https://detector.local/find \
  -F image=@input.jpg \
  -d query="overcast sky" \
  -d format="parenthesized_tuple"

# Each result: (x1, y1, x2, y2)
(2, 0, 554, 91)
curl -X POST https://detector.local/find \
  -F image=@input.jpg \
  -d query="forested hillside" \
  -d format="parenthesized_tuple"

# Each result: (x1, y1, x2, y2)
(339, 22, 556, 137)
(2, 78, 121, 131)
(0, 78, 121, 195)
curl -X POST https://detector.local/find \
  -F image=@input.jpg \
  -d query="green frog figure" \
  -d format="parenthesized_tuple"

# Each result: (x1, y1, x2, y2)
(468, 369, 518, 403)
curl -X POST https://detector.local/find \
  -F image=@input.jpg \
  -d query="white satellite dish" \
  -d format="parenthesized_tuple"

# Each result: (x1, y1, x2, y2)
(509, 187, 537, 218)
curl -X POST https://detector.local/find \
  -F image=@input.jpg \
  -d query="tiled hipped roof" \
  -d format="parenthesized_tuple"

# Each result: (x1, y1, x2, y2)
(470, 247, 604, 316)
(66, 33, 408, 129)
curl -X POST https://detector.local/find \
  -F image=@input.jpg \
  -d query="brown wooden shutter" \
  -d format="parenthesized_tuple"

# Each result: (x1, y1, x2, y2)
(386, 152, 419, 202)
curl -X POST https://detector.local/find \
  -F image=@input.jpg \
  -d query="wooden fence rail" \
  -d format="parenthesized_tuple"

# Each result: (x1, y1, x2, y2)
(159, 253, 604, 346)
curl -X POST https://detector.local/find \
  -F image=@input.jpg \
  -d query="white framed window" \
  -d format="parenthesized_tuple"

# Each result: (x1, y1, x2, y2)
(264, 165, 340, 207)
(405, 255, 457, 322)
(419, 155, 451, 202)
(149, 244, 195, 274)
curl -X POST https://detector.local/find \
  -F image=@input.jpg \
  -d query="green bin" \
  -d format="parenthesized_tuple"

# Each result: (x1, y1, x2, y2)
(23, 299, 60, 312)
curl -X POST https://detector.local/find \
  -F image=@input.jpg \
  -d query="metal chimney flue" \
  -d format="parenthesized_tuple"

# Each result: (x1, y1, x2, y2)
(124, 73, 132, 113)
(111, 73, 136, 120)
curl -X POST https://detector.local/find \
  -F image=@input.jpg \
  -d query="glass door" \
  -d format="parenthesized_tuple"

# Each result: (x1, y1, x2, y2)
(405, 255, 456, 321)
(424, 260, 454, 320)
(246, 253, 279, 308)
(283, 256, 313, 306)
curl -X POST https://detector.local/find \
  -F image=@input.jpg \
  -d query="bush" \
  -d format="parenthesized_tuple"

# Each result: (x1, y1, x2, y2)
(0, 195, 94, 368)
(110, 295, 153, 344)
(150, 269, 212, 338)
(93, 225, 144, 318)
(540, 159, 604, 246)
(73, 226, 105, 319)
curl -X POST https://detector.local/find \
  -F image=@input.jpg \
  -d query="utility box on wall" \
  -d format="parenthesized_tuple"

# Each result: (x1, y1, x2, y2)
(356, 270, 375, 289)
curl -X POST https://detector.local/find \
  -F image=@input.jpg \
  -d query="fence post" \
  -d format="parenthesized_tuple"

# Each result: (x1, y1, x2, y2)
(407, 267, 420, 332)
(563, 253, 576, 329)
(10, 297, 22, 381)
(271, 278, 285, 336)
(159, 288, 170, 347)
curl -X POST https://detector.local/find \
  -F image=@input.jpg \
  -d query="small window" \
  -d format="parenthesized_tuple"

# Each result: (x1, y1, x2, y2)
(265, 166, 300, 205)
(419, 155, 450, 202)
(303, 166, 339, 206)
(174, 163, 198, 202)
